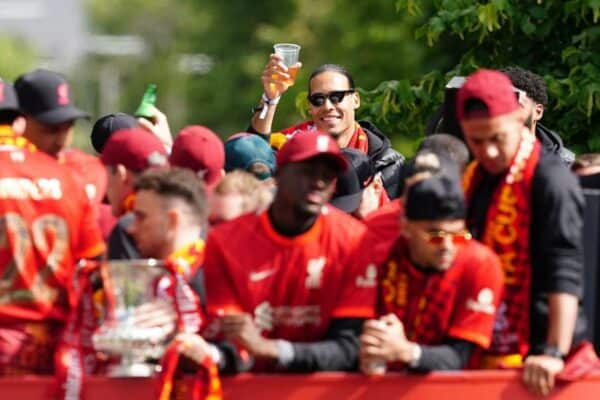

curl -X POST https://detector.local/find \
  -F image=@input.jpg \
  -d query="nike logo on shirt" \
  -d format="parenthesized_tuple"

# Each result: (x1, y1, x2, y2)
(249, 268, 277, 282)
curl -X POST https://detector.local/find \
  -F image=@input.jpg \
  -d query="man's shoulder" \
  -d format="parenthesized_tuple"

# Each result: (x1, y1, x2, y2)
(321, 206, 367, 234)
(533, 147, 581, 194)
(455, 240, 501, 272)
(207, 212, 262, 243)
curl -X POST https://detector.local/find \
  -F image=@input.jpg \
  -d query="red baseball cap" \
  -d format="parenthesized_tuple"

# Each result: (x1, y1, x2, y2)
(276, 130, 347, 172)
(100, 128, 168, 173)
(169, 125, 225, 186)
(456, 69, 519, 121)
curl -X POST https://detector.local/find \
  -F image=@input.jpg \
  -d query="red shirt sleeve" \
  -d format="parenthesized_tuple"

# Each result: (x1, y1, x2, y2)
(331, 230, 377, 319)
(447, 245, 504, 348)
(203, 231, 244, 317)
(73, 196, 105, 260)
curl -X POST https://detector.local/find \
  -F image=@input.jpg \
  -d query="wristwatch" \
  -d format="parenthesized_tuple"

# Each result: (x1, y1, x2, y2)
(540, 344, 565, 360)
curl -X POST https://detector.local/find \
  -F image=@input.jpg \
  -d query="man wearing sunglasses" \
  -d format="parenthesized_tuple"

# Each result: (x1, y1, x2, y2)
(360, 173, 503, 372)
(250, 58, 405, 199)
(458, 69, 587, 396)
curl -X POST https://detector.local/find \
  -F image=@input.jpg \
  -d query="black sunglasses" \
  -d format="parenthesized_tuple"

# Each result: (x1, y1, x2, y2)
(307, 89, 355, 107)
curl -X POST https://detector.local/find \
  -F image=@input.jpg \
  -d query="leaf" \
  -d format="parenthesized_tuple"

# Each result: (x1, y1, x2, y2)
(295, 91, 309, 119)
(478, 3, 500, 32)
(521, 17, 536, 35)
(395, 79, 415, 104)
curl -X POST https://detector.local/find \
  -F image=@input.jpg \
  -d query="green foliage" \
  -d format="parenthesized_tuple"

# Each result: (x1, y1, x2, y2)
(0, 36, 37, 80)
(356, 0, 600, 153)
(83, 0, 431, 147)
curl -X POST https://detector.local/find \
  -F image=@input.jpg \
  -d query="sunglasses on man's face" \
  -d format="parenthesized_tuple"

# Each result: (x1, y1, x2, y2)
(422, 229, 472, 246)
(307, 89, 355, 107)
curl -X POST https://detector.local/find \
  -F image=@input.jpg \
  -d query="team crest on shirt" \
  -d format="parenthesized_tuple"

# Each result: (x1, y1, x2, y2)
(356, 264, 377, 288)
(466, 288, 496, 315)
(305, 257, 326, 289)
(316, 135, 329, 152)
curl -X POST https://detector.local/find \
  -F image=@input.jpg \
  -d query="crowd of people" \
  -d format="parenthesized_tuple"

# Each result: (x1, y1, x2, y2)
(0, 53, 599, 399)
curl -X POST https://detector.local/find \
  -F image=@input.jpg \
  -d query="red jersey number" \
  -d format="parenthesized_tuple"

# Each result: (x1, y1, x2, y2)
(0, 212, 68, 306)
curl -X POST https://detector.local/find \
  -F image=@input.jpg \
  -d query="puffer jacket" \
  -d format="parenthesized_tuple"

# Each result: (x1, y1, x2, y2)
(359, 120, 406, 199)
(536, 123, 575, 166)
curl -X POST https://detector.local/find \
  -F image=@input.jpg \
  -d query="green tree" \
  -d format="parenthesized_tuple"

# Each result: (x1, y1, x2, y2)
(357, 0, 600, 154)
(0, 36, 37, 80)
(83, 0, 430, 149)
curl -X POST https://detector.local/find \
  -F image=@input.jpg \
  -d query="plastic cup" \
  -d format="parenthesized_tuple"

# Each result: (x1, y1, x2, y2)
(273, 43, 301, 86)
(274, 43, 301, 67)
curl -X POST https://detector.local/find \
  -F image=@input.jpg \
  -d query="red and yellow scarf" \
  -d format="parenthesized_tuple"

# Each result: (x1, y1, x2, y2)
(55, 241, 220, 400)
(0, 126, 36, 151)
(158, 240, 222, 400)
(379, 241, 451, 347)
(463, 133, 540, 364)
(281, 121, 369, 153)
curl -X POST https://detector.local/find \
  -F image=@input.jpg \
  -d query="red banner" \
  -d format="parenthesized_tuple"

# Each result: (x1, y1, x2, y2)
(2, 371, 600, 399)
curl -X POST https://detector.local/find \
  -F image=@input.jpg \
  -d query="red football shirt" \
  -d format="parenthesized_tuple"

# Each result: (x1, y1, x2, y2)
(204, 206, 376, 342)
(364, 198, 403, 265)
(59, 148, 108, 205)
(0, 142, 105, 323)
(379, 239, 504, 350)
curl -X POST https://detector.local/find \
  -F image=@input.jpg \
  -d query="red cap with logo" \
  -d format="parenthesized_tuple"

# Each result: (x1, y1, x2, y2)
(456, 69, 519, 121)
(276, 130, 348, 172)
(169, 125, 225, 187)
(100, 128, 168, 173)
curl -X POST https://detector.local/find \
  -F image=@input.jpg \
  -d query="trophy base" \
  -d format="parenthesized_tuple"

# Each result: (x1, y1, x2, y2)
(107, 362, 160, 377)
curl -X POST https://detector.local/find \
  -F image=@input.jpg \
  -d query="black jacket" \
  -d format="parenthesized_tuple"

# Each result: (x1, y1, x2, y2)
(536, 123, 575, 166)
(358, 120, 406, 199)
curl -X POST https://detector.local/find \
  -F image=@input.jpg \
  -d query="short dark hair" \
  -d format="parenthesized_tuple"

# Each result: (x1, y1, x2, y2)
(0, 110, 20, 125)
(308, 64, 355, 93)
(418, 133, 470, 172)
(500, 66, 548, 106)
(134, 167, 207, 222)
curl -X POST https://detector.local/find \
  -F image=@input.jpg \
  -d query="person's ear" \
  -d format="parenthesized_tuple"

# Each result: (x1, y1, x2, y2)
(166, 208, 180, 231)
(11, 116, 26, 135)
(533, 103, 544, 122)
(352, 91, 360, 110)
(122, 166, 136, 188)
(372, 174, 384, 196)
(399, 216, 410, 238)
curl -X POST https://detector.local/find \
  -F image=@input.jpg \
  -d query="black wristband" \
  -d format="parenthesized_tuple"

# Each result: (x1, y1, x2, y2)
(534, 344, 565, 360)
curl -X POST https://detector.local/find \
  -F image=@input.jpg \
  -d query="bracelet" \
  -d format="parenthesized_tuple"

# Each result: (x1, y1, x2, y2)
(262, 92, 281, 106)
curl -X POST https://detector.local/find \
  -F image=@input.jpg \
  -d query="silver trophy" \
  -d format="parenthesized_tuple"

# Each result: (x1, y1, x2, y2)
(92, 259, 172, 377)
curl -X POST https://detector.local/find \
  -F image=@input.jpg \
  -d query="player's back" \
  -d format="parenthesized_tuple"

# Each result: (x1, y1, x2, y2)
(0, 143, 104, 322)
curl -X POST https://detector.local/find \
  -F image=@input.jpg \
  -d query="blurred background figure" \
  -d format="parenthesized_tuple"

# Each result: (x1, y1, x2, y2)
(15, 69, 89, 158)
(500, 66, 574, 165)
(169, 125, 225, 189)
(329, 148, 386, 219)
(225, 133, 276, 183)
(100, 127, 169, 259)
(208, 170, 273, 226)
(0, 80, 26, 135)
(91, 112, 139, 154)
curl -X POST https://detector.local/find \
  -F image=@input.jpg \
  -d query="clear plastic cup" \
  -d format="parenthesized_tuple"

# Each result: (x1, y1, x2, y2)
(273, 43, 301, 86)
